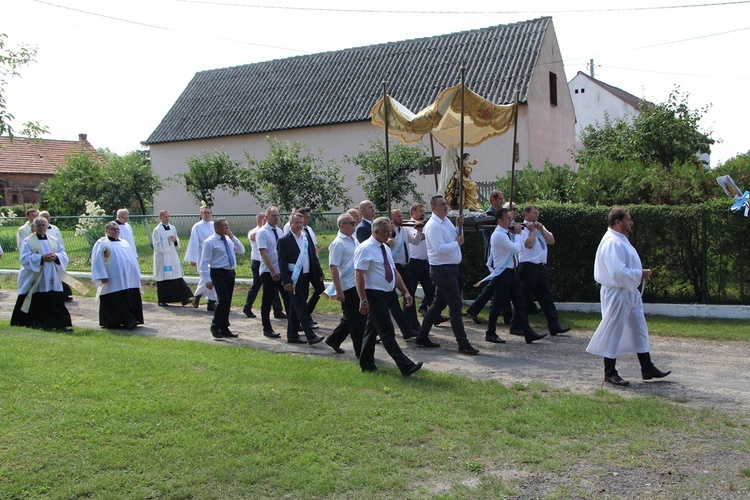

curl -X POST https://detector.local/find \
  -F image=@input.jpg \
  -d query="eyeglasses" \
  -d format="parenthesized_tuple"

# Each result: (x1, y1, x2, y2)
(107, 227, 120, 232)
(344, 221, 357, 226)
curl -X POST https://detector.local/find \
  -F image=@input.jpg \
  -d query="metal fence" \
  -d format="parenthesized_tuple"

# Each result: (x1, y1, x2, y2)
(0, 212, 343, 277)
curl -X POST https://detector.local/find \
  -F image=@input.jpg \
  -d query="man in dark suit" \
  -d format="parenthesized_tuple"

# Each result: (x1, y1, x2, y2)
(355, 199, 375, 243)
(277, 213, 326, 346)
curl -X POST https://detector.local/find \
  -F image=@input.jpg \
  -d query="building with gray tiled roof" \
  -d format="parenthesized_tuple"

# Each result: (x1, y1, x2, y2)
(148, 17, 575, 214)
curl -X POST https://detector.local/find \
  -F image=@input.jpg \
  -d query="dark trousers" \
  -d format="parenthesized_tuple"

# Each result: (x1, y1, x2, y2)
(306, 274, 325, 319)
(488, 269, 534, 336)
(260, 271, 289, 330)
(397, 263, 420, 331)
(245, 260, 282, 314)
(407, 258, 435, 311)
(210, 268, 235, 330)
(514, 262, 561, 332)
(360, 289, 417, 374)
(326, 286, 365, 357)
(418, 264, 468, 344)
(287, 273, 317, 341)
(467, 279, 513, 324)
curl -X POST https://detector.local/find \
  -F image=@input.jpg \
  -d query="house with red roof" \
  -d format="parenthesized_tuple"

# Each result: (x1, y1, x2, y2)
(0, 133, 100, 206)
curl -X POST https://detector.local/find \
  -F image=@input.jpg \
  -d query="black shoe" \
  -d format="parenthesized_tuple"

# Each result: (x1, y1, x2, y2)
(222, 329, 238, 338)
(403, 361, 423, 377)
(324, 337, 345, 354)
(310, 322, 320, 330)
(434, 315, 450, 326)
(274, 311, 288, 319)
(509, 329, 525, 336)
(642, 367, 671, 380)
(263, 329, 281, 338)
(361, 366, 379, 373)
(458, 343, 480, 355)
(550, 326, 570, 336)
(525, 332, 547, 344)
(243, 309, 256, 319)
(182, 297, 193, 306)
(158, 302, 169, 307)
(207, 300, 216, 311)
(65, 296, 74, 302)
(403, 329, 418, 340)
(485, 335, 506, 344)
(415, 337, 440, 348)
(192, 294, 201, 308)
(125, 321, 139, 330)
(287, 337, 307, 344)
(308, 335, 326, 346)
(210, 326, 223, 339)
(464, 312, 485, 325)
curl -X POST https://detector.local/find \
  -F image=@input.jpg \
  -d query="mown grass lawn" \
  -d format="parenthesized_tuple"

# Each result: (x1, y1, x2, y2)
(1, 325, 748, 498)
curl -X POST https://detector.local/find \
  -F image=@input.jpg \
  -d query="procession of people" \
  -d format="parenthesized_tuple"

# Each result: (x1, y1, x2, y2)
(5, 198, 670, 385)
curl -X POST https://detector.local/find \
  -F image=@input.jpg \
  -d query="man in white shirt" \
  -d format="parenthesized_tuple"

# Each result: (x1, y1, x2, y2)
(325, 212, 364, 356)
(354, 217, 422, 376)
(200, 218, 245, 339)
(185, 207, 218, 310)
(586, 208, 671, 386)
(257, 206, 289, 338)
(415, 195, 479, 355)
(484, 208, 546, 344)
(388, 208, 425, 335)
(511, 205, 569, 336)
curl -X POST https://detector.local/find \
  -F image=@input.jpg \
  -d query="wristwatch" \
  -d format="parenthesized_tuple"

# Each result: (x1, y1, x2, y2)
(360, 299, 368, 304)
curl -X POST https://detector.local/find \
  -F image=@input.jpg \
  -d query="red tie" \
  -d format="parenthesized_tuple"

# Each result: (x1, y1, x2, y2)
(381, 244, 394, 282)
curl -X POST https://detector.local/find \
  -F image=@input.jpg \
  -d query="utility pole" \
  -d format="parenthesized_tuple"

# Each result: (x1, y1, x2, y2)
(589, 58, 595, 78)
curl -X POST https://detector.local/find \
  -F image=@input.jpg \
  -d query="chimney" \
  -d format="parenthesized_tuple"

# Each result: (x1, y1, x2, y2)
(78, 133, 87, 141)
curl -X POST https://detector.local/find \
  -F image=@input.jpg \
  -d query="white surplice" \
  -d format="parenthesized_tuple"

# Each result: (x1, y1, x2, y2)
(586, 228, 649, 359)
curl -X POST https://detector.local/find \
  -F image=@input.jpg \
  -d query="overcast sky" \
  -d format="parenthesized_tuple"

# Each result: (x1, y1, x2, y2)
(4, 0, 749, 166)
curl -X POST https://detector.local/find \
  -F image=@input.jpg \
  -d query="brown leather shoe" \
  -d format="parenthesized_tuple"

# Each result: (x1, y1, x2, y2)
(604, 374, 630, 386)
(642, 367, 671, 380)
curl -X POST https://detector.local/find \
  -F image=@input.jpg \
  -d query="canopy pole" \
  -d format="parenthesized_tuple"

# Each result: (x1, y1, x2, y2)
(509, 89, 520, 212)
(458, 66, 465, 231)
(382, 80, 391, 216)
(429, 133, 438, 192)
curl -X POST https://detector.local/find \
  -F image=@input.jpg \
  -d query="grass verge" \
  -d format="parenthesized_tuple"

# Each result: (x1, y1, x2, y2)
(0, 326, 748, 498)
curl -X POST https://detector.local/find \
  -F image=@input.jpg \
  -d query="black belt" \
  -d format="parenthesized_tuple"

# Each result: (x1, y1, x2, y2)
(520, 262, 546, 266)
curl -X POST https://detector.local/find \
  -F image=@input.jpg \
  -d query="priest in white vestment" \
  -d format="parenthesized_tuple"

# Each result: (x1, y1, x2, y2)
(152, 209, 193, 306)
(91, 221, 144, 329)
(115, 208, 138, 260)
(40, 210, 74, 301)
(586, 208, 671, 386)
(10, 217, 72, 330)
(184, 207, 218, 310)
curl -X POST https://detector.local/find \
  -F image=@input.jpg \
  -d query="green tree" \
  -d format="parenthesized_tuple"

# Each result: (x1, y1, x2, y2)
(246, 137, 351, 212)
(101, 150, 163, 215)
(346, 136, 428, 211)
(573, 87, 714, 169)
(172, 150, 246, 208)
(497, 162, 577, 204)
(0, 33, 47, 139)
(39, 151, 106, 216)
(714, 151, 750, 193)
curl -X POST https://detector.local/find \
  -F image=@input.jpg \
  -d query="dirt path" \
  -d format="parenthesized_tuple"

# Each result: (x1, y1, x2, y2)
(4, 291, 748, 415)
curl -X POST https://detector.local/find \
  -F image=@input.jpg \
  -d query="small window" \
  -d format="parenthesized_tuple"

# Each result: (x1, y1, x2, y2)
(420, 156, 442, 176)
(574, 89, 579, 94)
(549, 72, 558, 106)
(11, 194, 18, 204)
(581, 88, 585, 93)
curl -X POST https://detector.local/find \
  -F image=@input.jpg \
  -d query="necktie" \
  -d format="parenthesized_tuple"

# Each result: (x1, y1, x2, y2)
(508, 231, 518, 269)
(536, 230, 547, 249)
(401, 228, 409, 262)
(222, 235, 235, 268)
(381, 244, 394, 283)
(272, 227, 279, 241)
